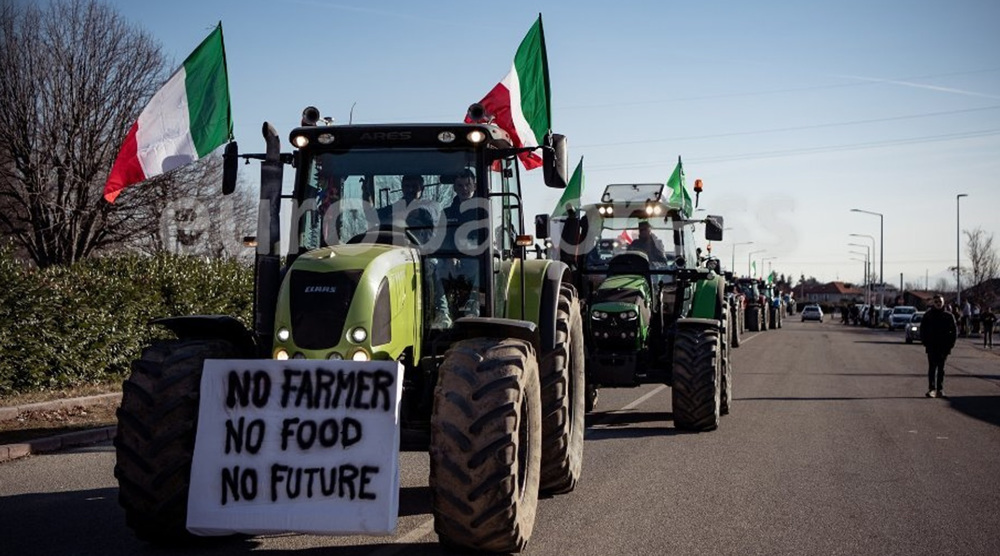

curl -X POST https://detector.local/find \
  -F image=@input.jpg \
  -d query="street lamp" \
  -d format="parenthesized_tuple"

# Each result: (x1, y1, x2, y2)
(849, 249, 869, 302)
(732, 241, 753, 276)
(748, 249, 765, 278)
(957, 193, 968, 305)
(848, 242, 871, 302)
(851, 209, 884, 308)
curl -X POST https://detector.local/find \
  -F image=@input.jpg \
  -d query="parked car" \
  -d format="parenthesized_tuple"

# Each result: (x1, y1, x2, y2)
(801, 305, 824, 322)
(889, 306, 918, 330)
(905, 312, 925, 344)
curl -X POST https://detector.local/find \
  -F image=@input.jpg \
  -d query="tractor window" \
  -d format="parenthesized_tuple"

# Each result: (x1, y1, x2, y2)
(296, 149, 482, 252)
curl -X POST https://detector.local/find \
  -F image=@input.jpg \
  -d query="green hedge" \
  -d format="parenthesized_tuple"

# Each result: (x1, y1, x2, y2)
(0, 249, 252, 396)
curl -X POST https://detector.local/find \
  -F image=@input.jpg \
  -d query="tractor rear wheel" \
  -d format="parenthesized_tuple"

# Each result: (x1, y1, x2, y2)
(114, 338, 242, 544)
(731, 305, 742, 348)
(539, 285, 585, 494)
(746, 306, 760, 332)
(720, 307, 733, 416)
(672, 324, 721, 431)
(430, 337, 541, 553)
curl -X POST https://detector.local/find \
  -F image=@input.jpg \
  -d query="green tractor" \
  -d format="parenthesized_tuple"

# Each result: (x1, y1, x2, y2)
(113, 107, 586, 553)
(543, 183, 732, 430)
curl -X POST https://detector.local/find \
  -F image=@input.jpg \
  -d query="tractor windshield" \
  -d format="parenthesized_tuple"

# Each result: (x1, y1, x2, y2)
(296, 148, 488, 254)
(597, 216, 678, 270)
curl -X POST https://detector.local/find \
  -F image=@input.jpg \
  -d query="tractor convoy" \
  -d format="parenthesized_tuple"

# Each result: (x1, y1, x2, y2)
(113, 107, 766, 552)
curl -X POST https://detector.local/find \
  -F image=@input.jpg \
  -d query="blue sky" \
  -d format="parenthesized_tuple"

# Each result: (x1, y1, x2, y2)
(107, 0, 1000, 288)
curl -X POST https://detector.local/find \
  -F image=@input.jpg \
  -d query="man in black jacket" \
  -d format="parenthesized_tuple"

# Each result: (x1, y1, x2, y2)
(919, 295, 957, 398)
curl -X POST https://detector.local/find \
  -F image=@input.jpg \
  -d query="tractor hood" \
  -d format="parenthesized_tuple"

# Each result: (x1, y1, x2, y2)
(271, 244, 421, 361)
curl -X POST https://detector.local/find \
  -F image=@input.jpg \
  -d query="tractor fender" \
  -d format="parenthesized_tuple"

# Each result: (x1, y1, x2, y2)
(690, 273, 725, 321)
(675, 317, 722, 330)
(451, 317, 541, 355)
(508, 259, 571, 352)
(151, 315, 257, 356)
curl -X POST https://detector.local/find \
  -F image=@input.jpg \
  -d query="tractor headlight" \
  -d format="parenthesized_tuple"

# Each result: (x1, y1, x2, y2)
(352, 349, 370, 362)
(276, 327, 291, 342)
(292, 352, 306, 360)
(349, 326, 368, 343)
(328, 352, 343, 360)
(623, 310, 638, 321)
(592, 311, 608, 320)
(274, 348, 289, 360)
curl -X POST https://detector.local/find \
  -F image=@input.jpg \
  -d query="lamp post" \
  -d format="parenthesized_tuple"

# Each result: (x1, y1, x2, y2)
(957, 193, 968, 306)
(848, 242, 871, 302)
(849, 249, 869, 302)
(850, 209, 884, 309)
(732, 241, 754, 276)
(748, 249, 765, 278)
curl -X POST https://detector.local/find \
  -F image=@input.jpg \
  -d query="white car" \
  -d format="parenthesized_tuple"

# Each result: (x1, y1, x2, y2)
(889, 306, 918, 330)
(801, 305, 823, 322)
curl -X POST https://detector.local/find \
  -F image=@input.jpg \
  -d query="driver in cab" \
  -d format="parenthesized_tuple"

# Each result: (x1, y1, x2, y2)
(628, 221, 667, 264)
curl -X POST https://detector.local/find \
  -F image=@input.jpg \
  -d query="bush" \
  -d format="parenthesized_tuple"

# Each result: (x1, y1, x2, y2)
(0, 248, 252, 396)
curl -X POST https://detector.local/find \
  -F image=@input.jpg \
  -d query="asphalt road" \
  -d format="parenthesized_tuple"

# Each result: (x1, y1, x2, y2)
(2, 319, 999, 556)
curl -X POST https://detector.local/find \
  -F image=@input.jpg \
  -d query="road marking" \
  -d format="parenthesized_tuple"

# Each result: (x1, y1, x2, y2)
(739, 332, 761, 345)
(373, 383, 673, 551)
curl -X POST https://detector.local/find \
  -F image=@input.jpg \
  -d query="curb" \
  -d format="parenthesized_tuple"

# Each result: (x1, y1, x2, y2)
(0, 426, 117, 464)
(0, 392, 122, 422)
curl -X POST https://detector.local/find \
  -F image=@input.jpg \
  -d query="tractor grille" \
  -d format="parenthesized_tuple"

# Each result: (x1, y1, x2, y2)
(289, 269, 363, 349)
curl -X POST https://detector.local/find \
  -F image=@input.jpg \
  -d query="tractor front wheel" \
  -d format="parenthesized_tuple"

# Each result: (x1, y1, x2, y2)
(114, 338, 243, 544)
(672, 323, 722, 432)
(430, 337, 542, 553)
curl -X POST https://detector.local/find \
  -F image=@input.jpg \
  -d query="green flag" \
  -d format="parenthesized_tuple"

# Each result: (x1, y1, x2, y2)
(752, 261, 757, 276)
(666, 156, 693, 217)
(768, 271, 776, 284)
(552, 157, 584, 217)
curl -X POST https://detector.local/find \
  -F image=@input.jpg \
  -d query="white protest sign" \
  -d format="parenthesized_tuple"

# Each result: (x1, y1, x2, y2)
(187, 359, 403, 536)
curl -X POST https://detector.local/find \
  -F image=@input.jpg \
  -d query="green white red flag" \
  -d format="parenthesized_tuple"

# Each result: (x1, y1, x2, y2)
(465, 15, 551, 170)
(551, 157, 583, 217)
(104, 24, 232, 203)
(666, 156, 693, 217)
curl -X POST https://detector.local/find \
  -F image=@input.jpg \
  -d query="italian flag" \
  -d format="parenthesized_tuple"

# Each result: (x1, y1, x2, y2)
(466, 15, 550, 170)
(104, 24, 232, 203)
(551, 157, 583, 217)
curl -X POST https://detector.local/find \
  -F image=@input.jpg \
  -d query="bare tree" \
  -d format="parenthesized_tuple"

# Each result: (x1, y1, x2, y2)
(0, 0, 247, 267)
(965, 227, 999, 288)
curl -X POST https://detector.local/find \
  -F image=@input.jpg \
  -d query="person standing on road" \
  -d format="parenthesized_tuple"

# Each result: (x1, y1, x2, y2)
(920, 294, 957, 398)
(981, 307, 996, 349)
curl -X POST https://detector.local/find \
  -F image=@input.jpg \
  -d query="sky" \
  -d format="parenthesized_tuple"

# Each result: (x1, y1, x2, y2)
(105, 0, 1000, 288)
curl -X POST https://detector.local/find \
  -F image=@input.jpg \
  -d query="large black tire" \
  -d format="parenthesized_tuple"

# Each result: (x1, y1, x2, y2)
(731, 305, 742, 348)
(720, 308, 733, 416)
(538, 285, 585, 494)
(430, 337, 542, 553)
(672, 323, 721, 431)
(114, 338, 242, 544)
(746, 306, 760, 332)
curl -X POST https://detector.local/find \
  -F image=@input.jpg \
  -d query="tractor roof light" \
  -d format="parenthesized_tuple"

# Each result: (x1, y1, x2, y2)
(317, 133, 335, 144)
(438, 131, 456, 143)
(292, 134, 309, 148)
(467, 130, 486, 144)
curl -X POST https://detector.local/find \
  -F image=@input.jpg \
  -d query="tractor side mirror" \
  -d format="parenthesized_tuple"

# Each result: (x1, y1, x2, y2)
(543, 133, 568, 189)
(534, 214, 550, 240)
(705, 214, 724, 241)
(222, 141, 239, 195)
